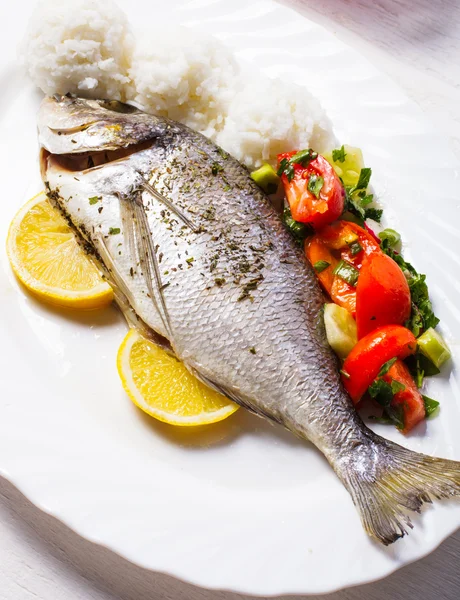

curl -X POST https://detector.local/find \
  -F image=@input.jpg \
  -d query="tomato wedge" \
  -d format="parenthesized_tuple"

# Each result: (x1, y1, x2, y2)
(356, 252, 411, 339)
(278, 152, 345, 230)
(305, 221, 381, 315)
(381, 360, 426, 433)
(341, 325, 417, 403)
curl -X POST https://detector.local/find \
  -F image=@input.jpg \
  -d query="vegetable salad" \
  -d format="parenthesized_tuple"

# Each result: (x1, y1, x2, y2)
(251, 145, 450, 433)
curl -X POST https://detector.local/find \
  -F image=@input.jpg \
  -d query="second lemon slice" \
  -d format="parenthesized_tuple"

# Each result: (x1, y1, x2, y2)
(117, 329, 239, 426)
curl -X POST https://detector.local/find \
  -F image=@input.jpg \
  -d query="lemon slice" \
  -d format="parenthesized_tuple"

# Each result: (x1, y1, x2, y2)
(117, 329, 239, 426)
(7, 192, 113, 309)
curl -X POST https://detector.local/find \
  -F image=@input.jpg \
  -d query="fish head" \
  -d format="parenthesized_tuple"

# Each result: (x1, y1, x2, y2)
(38, 94, 174, 156)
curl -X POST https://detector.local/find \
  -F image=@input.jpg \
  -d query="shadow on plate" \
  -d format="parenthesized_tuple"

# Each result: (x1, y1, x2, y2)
(134, 402, 310, 452)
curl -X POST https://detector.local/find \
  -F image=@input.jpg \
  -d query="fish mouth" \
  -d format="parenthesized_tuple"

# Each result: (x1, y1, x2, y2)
(40, 138, 156, 177)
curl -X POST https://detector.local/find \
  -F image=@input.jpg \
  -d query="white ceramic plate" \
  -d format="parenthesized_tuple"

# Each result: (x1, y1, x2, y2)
(1, 0, 460, 595)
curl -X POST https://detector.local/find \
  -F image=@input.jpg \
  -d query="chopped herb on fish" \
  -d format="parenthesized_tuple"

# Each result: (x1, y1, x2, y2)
(39, 95, 460, 547)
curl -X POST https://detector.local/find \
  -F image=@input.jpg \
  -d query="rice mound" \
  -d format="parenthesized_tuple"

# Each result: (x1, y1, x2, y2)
(22, 0, 335, 168)
(128, 27, 238, 139)
(216, 77, 335, 169)
(22, 0, 133, 101)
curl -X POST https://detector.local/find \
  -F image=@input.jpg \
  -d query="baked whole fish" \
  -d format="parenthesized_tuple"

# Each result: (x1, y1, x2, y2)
(39, 95, 460, 545)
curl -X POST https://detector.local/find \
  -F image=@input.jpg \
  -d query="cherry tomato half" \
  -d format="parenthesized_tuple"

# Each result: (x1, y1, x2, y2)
(356, 252, 411, 339)
(278, 152, 345, 230)
(341, 325, 417, 404)
(305, 221, 381, 315)
(381, 360, 425, 433)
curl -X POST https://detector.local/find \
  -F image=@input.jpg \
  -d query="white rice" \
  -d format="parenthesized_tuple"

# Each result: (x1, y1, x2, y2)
(216, 77, 335, 169)
(22, 0, 133, 101)
(22, 0, 335, 168)
(128, 27, 238, 139)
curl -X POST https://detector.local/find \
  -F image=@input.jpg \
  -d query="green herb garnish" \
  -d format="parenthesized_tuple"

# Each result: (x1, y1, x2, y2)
(391, 380, 406, 394)
(277, 149, 318, 182)
(313, 260, 331, 273)
(406, 352, 440, 388)
(307, 175, 324, 198)
(290, 148, 318, 167)
(282, 207, 313, 244)
(108, 227, 120, 235)
(381, 245, 439, 336)
(354, 167, 372, 191)
(89, 196, 100, 205)
(332, 145, 347, 163)
(211, 162, 224, 175)
(368, 378, 405, 430)
(378, 357, 397, 377)
(349, 241, 363, 256)
(333, 260, 359, 287)
(277, 158, 295, 182)
(368, 379, 393, 407)
(423, 395, 440, 418)
(249, 347, 257, 355)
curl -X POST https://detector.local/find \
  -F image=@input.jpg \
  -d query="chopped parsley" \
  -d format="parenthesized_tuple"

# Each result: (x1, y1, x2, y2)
(277, 149, 318, 182)
(342, 167, 383, 224)
(406, 351, 440, 388)
(332, 145, 347, 163)
(88, 196, 100, 205)
(108, 227, 121, 235)
(249, 347, 257, 355)
(381, 244, 439, 336)
(307, 175, 324, 198)
(368, 377, 405, 430)
(290, 148, 318, 167)
(369, 379, 394, 406)
(277, 158, 295, 182)
(313, 260, 331, 273)
(333, 260, 359, 287)
(349, 241, 363, 256)
(378, 357, 397, 377)
(211, 162, 224, 175)
(354, 167, 372, 191)
(282, 207, 313, 244)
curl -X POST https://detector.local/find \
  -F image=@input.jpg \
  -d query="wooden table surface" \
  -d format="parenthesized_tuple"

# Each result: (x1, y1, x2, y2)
(1, 1, 459, 598)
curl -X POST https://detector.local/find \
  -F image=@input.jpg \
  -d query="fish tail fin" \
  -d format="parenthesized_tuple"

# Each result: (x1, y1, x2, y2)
(340, 437, 460, 545)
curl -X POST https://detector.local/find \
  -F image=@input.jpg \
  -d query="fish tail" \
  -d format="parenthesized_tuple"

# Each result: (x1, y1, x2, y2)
(340, 436, 460, 545)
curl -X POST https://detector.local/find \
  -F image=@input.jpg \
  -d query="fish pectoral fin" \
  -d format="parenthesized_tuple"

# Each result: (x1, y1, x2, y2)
(95, 232, 172, 351)
(119, 190, 174, 342)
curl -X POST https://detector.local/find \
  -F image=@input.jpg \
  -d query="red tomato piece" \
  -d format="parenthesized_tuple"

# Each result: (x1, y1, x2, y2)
(278, 152, 345, 230)
(305, 221, 381, 315)
(381, 360, 426, 433)
(356, 252, 411, 339)
(304, 237, 338, 293)
(331, 277, 357, 316)
(341, 325, 417, 404)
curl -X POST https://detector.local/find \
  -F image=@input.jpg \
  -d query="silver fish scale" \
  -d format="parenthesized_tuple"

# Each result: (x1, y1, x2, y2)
(39, 96, 460, 547)
(140, 127, 365, 452)
(42, 95, 369, 458)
